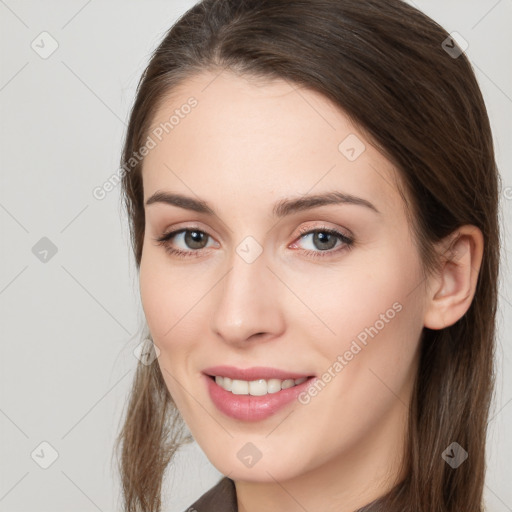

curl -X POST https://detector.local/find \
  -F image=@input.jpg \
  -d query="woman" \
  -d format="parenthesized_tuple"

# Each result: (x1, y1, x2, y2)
(114, 0, 501, 510)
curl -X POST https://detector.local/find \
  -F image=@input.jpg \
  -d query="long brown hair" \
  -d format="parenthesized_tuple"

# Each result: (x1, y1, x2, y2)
(113, 1, 501, 510)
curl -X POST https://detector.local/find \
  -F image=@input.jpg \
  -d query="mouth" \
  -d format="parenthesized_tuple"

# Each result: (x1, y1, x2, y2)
(205, 374, 313, 396)
(202, 366, 316, 421)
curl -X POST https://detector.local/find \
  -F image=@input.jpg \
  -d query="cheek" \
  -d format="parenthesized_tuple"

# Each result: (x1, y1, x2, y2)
(298, 245, 424, 391)
(139, 254, 203, 410)
(139, 262, 173, 339)
(291, 266, 423, 461)
(339, 264, 423, 394)
(139, 247, 202, 341)
(294, 250, 421, 344)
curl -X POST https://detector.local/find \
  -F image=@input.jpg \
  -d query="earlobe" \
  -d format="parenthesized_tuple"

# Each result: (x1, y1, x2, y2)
(423, 226, 484, 330)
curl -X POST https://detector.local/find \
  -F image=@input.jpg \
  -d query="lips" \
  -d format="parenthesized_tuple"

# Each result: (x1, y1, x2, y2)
(203, 372, 316, 421)
(202, 365, 314, 381)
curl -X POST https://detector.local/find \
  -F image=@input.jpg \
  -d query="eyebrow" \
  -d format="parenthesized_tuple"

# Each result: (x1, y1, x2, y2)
(145, 190, 380, 216)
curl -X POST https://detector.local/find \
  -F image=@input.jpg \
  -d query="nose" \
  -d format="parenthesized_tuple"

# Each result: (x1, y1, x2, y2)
(210, 248, 285, 346)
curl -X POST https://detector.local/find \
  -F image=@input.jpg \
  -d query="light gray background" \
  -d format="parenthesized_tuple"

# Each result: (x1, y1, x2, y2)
(0, 1, 511, 511)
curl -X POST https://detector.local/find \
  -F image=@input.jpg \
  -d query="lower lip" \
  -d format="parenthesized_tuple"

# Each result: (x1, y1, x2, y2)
(203, 374, 316, 421)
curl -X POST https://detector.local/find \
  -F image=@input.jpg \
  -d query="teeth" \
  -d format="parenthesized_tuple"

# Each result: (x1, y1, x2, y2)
(214, 376, 308, 395)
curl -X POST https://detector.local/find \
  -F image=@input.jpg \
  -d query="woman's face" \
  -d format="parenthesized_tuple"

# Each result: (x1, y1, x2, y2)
(139, 70, 429, 485)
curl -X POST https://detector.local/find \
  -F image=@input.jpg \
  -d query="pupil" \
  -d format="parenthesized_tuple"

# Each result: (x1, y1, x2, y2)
(314, 232, 336, 250)
(186, 230, 206, 249)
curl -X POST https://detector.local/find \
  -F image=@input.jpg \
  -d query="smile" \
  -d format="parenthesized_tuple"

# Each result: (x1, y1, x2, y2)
(210, 375, 308, 395)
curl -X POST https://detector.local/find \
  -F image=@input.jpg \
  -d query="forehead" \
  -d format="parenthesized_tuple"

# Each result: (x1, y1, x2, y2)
(142, 70, 405, 218)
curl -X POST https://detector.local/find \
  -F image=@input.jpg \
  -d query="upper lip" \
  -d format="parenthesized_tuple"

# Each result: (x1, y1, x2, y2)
(203, 365, 314, 381)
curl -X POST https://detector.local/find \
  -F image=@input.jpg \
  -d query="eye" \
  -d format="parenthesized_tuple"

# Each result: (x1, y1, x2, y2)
(154, 227, 218, 258)
(291, 225, 354, 258)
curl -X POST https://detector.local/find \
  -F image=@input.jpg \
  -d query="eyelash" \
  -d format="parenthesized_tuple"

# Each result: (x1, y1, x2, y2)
(154, 225, 354, 260)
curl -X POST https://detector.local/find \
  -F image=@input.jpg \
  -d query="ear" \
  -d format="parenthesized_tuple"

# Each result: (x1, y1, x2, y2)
(423, 225, 484, 330)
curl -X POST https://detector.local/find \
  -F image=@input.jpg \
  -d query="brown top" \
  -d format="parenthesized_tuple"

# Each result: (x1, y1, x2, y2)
(185, 476, 238, 512)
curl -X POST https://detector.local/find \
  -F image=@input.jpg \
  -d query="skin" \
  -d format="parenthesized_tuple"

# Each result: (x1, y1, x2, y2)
(138, 69, 483, 512)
